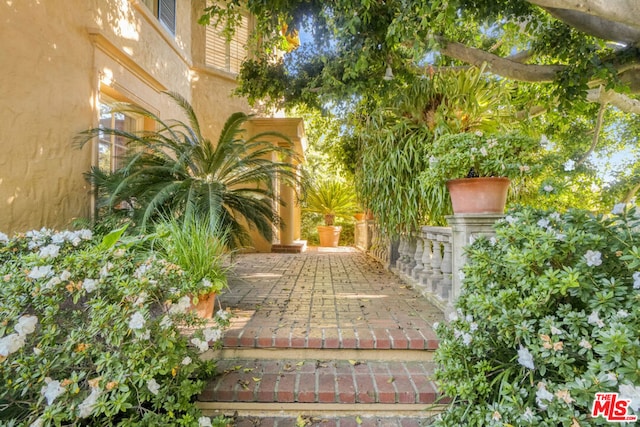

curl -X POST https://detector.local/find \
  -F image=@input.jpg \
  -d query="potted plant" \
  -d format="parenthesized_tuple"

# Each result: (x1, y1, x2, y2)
(420, 131, 542, 214)
(303, 179, 357, 247)
(155, 216, 229, 318)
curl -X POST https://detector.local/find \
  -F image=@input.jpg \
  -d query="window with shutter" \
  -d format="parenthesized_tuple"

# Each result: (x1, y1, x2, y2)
(205, 13, 249, 74)
(158, 0, 176, 35)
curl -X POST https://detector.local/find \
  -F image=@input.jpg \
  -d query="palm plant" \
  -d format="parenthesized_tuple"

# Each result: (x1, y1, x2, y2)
(77, 92, 300, 248)
(303, 179, 357, 226)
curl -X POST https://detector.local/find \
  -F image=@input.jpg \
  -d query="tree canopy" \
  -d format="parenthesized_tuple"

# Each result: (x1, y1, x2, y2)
(201, 0, 640, 113)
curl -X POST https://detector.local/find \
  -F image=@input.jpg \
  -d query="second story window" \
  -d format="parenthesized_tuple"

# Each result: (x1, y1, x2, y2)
(205, 13, 250, 74)
(142, 0, 176, 35)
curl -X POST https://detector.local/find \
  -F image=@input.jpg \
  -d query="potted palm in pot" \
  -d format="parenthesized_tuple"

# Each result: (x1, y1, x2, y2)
(420, 132, 543, 214)
(304, 179, 357, 247)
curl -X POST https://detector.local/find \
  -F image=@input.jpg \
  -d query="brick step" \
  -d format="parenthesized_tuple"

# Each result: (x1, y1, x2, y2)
(199, 359, 444, 405)
(221, 323, 439, 351)
(219, 414, 439, 427)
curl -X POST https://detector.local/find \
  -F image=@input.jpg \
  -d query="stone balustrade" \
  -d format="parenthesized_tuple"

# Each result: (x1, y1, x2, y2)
(354, 213, 504, 313)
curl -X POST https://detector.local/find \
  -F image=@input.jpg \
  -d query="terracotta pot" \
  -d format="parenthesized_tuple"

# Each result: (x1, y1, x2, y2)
(317, 225, 342, 247)
(190, 292, 216, 319)
(446, 177, 510, 214)
(353, 213, 366, 221)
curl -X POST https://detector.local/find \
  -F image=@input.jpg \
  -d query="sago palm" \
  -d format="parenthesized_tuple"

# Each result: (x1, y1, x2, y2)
(77, 92, 300, 248)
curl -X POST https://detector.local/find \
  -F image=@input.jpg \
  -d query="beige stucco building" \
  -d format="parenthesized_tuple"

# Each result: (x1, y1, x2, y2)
(1, 0, 304, 251)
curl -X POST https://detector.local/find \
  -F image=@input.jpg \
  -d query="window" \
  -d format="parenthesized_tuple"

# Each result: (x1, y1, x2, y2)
(141, 0, 176, 35)
(98, 99, 141, 172)
(205, 13, 249, 74)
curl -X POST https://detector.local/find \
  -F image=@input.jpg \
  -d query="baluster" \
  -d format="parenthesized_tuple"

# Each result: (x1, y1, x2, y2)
(404, 237, 417, 275)
(439, 234, 453, 302)
(396, 236, 407, 270)
(419, 230, 433, 288)
(427, 232, 443, 294)
(411, 236, 424, 280)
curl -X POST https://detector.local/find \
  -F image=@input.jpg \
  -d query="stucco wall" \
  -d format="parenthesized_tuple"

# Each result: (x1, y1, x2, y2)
(0, 0, 252, 234)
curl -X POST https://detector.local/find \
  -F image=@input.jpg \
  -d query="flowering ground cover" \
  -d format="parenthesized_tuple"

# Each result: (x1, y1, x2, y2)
(0, 227, 229, 426)
(433, 204, 640, 426)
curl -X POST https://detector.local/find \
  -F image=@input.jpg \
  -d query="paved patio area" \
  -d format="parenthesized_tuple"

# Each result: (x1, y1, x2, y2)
(218, 247, 444, 350)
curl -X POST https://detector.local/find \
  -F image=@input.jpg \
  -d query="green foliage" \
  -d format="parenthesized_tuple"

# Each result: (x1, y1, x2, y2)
(77, 92, 300, 249)
(434, 204, 640, 426)
(0, 227, 230, 426)
(303, 179, 357, 225)
(154, 217, 229, 298)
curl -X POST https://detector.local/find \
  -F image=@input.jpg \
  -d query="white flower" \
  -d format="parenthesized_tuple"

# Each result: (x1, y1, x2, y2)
(41, 378, 65, 405)
(83, 278, 98, 293)
(462, 333, 472, 346)
(28, 265, 54, 280)
(78, 387, 102, 418)
(198, 417, 213, 427)
(480, 147, 488, 156)
(99, 262, 113, 279)
(541, 135, 556, 151)
(517, 345, 535, 370)
(584, 250, 603, 267)
(43, 276, 61, 290)
(146, 378, 161, 396)
(134, 263, 151, 279)
(181, 356, 192, 366)
(33, 347, 42, 355)
(564, 159, 576, 171)
(633, 271, 640, 289)
(203, 328, 222, 343)
(489, 237, 497, 246)
(617, 309, 629, 318)
(159, 316, 173, 329)
(136, 329, 151, 340)
(474, 130, 483, 137)
(202, 278, 212, 289)
(458, 270, 465, 281)
(537, 218, 550, 229)
(579, 338, 592, 349)
(555, 232, 566, 241)
(169, 296, 192, 314)
(606, 372, 618, 384)
(535, 382, 554, 409)
(550, 326, 563, 335)
(29, 417, 44, 427)
(549, 212, 561, 221)
(543, 185, 554, 193)
(491, 411, 501, 421)
(133, 292, 148, 306)
(191, 337, 209, 353)
(216, 309, 230, 320)
(0, 333, 26, 356)
(0, 232, 8, 244)
(448, 312, 459, 322)
(432, 322, 440, 330)
(588, 310, 605, 328)
(128, 312, 145, 330)
(428, 155, 437, 165)
(505, 215, 517, 225)
(15, 315, 38, 336)
(38, 244, 60, 259)
(60, 270, 71, 281)
(469, 322, 478, 332)
(612, 203, 626, 215)
(619, 383, 640, 411)
(78, 229, 93, 240)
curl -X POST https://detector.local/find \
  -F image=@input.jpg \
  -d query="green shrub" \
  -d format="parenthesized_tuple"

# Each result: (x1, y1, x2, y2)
(434, 204, 640, 426)
(0, 228, 230, 426)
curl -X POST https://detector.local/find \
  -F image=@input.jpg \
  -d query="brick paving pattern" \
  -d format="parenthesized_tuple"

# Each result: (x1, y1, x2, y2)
(219, 249, 443, 350)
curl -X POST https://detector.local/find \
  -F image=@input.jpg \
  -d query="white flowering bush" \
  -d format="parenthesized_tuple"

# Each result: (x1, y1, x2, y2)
(0, 227, 230, 426)
(434, 204, 640, 426)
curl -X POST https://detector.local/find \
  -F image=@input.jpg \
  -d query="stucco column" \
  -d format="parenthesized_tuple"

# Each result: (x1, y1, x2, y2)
(446, 214, 504, 305)
(279, 163, 296, 245)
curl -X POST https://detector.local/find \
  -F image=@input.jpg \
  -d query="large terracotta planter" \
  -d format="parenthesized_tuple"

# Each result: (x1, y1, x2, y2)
(446, 177, 510, 214)
(190, 293, 216, 319)
(317, 225, 342, 247)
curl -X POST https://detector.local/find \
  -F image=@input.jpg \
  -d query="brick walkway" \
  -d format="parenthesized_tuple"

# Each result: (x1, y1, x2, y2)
(219, 248, 443, 350)
(199, 247, 447, 426)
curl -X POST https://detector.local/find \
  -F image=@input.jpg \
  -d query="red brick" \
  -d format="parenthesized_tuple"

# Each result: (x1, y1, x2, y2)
(355, 328, 375, 348)
(392, 374, 416, 404)
(256, 373, 279, 402)
(354, 374, 376, 403)
(317, 373, 336, 403)
(275, 373, 296, 403)
(238, 327, 259, 347)
(371, 329, 391, 349)
(296, 373, 316, 402)
(374, 373, 397, 403)
(336, 372, 356, 403)
(410, 375, 437, 404)
(387, 328, 409, 349)
(274, 328, 291, 347)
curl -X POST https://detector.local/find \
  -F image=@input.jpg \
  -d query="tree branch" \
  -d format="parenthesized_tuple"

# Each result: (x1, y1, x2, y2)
(586, 87, 640, 114)
(576, 101, 606, 167)
(525, 0, 640, 32)
(435, 36, 564, 82)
